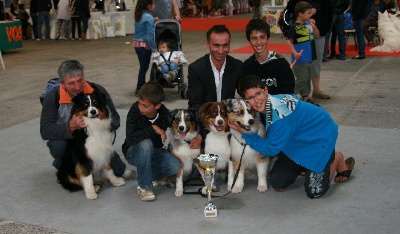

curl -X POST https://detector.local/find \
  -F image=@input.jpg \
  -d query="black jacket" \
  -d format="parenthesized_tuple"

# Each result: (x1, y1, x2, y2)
(122, 103, 170, 155)
(243, 52, 295, 95)
(187, 54, 243, 111)
(37, 0, 52, 12)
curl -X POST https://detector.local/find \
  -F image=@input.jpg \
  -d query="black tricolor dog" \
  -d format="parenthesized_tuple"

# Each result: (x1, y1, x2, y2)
(56, 91, 125, 199)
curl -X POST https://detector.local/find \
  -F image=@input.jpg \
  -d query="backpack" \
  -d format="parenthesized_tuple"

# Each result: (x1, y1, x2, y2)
(39, 78, 61, 105)
(277, 8, 294, 38)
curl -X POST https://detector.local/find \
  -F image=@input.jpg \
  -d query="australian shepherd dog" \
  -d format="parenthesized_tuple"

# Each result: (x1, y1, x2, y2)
(199, 102, 231, 194)
(222, 98, 270, 193)
(164, 109, 200, 197)
(56, 91, 125, 200)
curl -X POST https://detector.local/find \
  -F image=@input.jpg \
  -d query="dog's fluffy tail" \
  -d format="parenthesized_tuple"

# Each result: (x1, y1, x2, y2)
(56, 170, 82, 192)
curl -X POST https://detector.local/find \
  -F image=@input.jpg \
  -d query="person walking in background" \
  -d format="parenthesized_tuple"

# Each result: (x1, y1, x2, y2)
(7, 0, 18, 19)
(30, 0, 39, 40)
(323, 0, 350, 61)
(18, 4, 30, 40)
(311, 0, 333, 100)
(351, 0, 368, 59)
(74, 0, 90, 42)
(55, 0, 71, 40)
(133, 0, 157, 95)
(36, 0, 52, 41)
(69, 0, 81, 40)
(153, 0, 181, 20)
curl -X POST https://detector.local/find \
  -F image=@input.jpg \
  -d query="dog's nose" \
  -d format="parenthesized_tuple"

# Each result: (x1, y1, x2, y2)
(179, 126, 185, 132)
(217, 119, 224, 126)
(90, 109, 97, 115)
(248, 119, 254, 125)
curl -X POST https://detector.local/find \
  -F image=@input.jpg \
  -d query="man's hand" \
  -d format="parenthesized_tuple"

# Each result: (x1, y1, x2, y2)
(190, 134, 202, 149)
(70, 114, 86, 132)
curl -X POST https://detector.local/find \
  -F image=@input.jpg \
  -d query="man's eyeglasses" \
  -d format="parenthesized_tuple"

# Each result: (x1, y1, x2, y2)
(245, 89, 265, 102)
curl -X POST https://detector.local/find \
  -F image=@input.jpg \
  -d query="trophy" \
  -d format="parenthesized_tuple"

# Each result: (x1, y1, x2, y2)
(197, 154, 219, 218)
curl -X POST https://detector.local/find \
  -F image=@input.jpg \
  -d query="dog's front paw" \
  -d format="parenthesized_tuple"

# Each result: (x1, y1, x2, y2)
(110, 177, 125, 187)
(257, 184, 267, 192)
(231, 186, 243, 193)
(85, 191, 98, 200)
(175, 189, 184, 197)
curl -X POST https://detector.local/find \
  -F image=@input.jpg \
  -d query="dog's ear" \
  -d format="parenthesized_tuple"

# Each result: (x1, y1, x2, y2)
(199, 102, 212, 120)
(168, 109, 177, 123)
(188, 109, 198, 121)
(97, 91, 107, 105)
(219, 102, 228, 117)
(71, 93, 84, 104)
(221, 99, 233, 112)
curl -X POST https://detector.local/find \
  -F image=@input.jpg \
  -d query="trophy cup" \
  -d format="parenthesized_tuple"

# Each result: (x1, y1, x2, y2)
(197, 154, 219, 218)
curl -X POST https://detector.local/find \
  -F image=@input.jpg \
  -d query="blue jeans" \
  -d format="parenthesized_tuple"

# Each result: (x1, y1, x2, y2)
(37, 11, 50, 39)
(57, 19, 70, 39)
(354, 19, 365, 57)
(323, 14, 346, 59)
(125, 139, 181, 189)
(134, 47, 152, 91)
(47, 139, 127, 177)
(160, 62, 178, 76)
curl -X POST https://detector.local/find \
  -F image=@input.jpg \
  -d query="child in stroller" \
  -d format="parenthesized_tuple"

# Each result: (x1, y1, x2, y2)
(152, 39, 188, 83)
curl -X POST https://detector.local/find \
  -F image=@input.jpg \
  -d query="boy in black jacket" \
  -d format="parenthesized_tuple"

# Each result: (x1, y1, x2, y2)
(122, 82, 181, 201)
(242, 19, 295, 95)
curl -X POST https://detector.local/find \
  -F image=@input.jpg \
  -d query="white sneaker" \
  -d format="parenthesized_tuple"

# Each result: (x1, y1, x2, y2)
(137, 186, 155, 201)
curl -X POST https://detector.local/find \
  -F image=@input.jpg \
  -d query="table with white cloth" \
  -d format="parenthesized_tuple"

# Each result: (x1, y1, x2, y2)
(27, 9, 135, 39)
(88, 11, 135, 35)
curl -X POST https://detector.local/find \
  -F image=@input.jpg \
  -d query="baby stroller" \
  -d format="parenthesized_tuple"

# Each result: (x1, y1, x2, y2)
(151, 19, 187, 99)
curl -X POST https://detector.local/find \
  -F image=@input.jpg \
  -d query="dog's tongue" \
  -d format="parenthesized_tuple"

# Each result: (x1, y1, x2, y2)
(179, 133, 186, 139)
(216, 125, 224, 131)
(244, 126, 251, 131)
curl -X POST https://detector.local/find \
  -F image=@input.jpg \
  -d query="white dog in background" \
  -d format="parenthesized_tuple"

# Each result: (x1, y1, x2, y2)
(370, 11, 400, 53)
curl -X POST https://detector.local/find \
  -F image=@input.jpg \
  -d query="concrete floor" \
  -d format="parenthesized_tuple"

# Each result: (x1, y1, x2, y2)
(0, 15, 399, 233)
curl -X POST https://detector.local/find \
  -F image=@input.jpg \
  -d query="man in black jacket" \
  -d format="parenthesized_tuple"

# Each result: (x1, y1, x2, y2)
(187, 25, 243, 111)
(187, 25, 243, 150)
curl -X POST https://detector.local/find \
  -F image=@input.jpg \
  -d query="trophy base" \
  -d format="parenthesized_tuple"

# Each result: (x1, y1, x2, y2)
(204, 208, 218, 218)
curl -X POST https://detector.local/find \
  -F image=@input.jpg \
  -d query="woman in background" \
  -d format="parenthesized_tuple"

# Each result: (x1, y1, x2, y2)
(132, 0, 156, 95)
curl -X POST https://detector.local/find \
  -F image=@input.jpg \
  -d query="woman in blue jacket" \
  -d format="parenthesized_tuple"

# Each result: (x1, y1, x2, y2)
(133, 0, 156, 95)
(228, 75, 355, 199)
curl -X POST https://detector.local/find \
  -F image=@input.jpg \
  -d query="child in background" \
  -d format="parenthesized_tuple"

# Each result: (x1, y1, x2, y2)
(286, 1, 320, 104)
(122, 82, 181, 201)
(152, 39, 188, 83)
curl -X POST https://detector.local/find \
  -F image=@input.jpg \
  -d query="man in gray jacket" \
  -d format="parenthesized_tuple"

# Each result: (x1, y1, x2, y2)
(40, 60, 134, 179)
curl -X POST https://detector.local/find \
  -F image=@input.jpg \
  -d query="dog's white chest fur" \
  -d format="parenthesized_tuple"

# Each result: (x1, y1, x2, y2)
(84, 117, 114, 171)
(204, 131, 231, 170)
